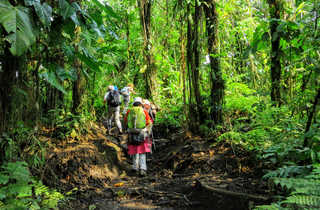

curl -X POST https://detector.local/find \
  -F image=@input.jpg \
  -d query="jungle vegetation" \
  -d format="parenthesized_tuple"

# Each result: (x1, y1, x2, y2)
(0, 0, 319, 209)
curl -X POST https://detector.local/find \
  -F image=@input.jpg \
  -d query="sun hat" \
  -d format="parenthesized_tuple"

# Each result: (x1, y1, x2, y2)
(143, 99, 151, 106)
(108, 85, 114, 91)
(133, 97, 142, 104)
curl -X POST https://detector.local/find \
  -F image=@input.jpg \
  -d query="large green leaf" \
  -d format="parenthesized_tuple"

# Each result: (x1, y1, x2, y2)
(24, 0, 40, 7)
(34, 2, 52, 27)
(76, 52, 100, 72)
(0, 174, 9, 185)
(56, 66, 77, 81)
(0, 1, 36, 56)
(91, 0, 119, 19)
(40, 69, 67, 94)
(0, 1, 16, 33)
(3, 162, 31, 182)
(59, 0, 76, 20)
(24, 0, 52, 27)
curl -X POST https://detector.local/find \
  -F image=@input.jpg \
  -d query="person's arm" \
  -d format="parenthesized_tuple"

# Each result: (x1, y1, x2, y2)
(103, 92, 109, 104)
(143, 109, 153, 134)
(130, 87, 136, 94)
(103, 92, 108, 104)
(123, 110, 130, 131)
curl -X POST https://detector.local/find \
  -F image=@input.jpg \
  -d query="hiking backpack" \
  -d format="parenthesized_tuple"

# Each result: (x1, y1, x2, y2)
(127, 107, 147, 145)
(107, 90, 121, 107)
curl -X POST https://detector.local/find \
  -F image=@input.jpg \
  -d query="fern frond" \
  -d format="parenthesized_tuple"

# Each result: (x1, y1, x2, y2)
(254, 204, 282, 210)
(274, 178, 320, 190)
(293, 186, 320, 196)
(285, 195, 320, 208)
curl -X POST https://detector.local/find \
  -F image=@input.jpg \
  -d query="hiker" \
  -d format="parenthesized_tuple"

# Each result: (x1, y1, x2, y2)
(120, 83, 135, 115)
(124, 97, 152, 176)
(143, 99, 155, 123)
(143, 99, 155, 152)
(104, 85, 123, 134)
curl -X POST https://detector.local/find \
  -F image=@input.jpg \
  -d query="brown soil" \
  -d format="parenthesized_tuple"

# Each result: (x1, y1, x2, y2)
(41, 124, 272, 210)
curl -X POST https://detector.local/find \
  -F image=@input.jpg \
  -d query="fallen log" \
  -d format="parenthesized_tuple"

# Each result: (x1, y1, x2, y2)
(198, 180, 269, 201)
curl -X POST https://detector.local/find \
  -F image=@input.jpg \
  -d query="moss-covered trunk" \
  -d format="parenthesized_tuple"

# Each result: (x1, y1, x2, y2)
(203, 0, 225, 126)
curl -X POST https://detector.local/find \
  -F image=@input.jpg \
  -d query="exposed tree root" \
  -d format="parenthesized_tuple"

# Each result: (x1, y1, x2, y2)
(198, 180, 270, 201)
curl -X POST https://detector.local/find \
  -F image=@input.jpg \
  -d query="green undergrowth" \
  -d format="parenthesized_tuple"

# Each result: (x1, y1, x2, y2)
(255, 164, 320, 210)
(217, 82, 320, 209)
(0, 122, 66, 209)
(0, 161, 64, 210)
(48, 108, 93, 139)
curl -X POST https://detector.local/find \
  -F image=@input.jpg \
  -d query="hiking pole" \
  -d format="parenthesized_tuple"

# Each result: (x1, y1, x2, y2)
(151, 129, 156, 151)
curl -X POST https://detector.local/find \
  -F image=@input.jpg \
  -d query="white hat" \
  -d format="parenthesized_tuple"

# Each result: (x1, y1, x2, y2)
(108, 85, 114, 91)
(133, 97, 142, 104)
(143, 99, 150, 106)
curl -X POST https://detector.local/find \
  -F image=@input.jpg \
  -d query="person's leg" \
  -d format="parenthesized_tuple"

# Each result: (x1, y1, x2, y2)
(123, 96, 130, 115)
(139, 153, 147, 176)
(114, 106, 122, 133)
(107, 106, 113, 130)
(132, 153, 139, 171)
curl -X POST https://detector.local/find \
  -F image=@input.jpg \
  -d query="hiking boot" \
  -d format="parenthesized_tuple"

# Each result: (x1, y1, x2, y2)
(139, 170, 147, 177)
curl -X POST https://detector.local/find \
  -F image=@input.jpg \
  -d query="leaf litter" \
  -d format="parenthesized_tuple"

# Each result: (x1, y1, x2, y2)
(41, 123, 272, 209)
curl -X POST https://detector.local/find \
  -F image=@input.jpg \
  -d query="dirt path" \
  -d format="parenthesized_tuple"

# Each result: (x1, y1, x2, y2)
(42, 125, 271, 210)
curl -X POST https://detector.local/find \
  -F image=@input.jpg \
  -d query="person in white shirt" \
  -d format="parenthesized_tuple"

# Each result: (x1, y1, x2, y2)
(104, 85, 123, 134)
(120, 83, 135, 115)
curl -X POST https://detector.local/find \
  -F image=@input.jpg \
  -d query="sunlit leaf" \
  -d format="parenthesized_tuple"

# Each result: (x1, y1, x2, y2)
(295, 2, 306, 16)
(91, 0, 119, 19)
(140, 65, 147, 73)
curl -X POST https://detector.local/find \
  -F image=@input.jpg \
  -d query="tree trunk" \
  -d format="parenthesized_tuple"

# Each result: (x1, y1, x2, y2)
(0, 43, 19, 132)
(186, 1, 204, 132)
(267, 0, 282, 106)
(304, 87, 320, 147)
(72, 46, 83, 114)
(126, 12, 131, 72)
(192, 1, 203, 121)
(203, 0, 225, 126)
(72, 24, 85, 114)
(180, 12, 188, 127)
(138, 0, 157, 100)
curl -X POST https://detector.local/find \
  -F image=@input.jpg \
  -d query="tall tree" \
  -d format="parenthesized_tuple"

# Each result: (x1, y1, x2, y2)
(203, 0, 225, 126)
(72, 26, 85, 114)
(137, 0, 157, 99)
(304, 86, 320, 147)
(186, 1, 204, 132)
(0, 43, 20, 131)
(0, 0, 36, 131)
(267, 0, 282, 106)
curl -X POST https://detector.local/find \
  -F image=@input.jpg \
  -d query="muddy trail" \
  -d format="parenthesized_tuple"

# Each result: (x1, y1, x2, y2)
(41, 124, 272, 210)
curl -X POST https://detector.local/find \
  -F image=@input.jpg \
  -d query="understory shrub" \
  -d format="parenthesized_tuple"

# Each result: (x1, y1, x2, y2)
(0, 161, 64, 210)
(255, 164, 320, 210)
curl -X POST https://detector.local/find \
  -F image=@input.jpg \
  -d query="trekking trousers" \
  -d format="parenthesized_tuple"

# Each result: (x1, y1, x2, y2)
(122, 95, 130, 115)
(108, 106, 122, 132)
(132, 153, 147, 171)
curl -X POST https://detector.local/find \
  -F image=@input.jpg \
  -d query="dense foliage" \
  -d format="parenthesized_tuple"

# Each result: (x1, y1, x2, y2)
(0, 0, 319, 208)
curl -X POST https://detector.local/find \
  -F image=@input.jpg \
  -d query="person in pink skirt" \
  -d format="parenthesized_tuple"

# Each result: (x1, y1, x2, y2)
(124, 97, 153, 176)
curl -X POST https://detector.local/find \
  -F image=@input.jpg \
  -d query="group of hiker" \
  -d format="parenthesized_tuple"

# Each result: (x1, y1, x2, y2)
(103, 83, 157, 176)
